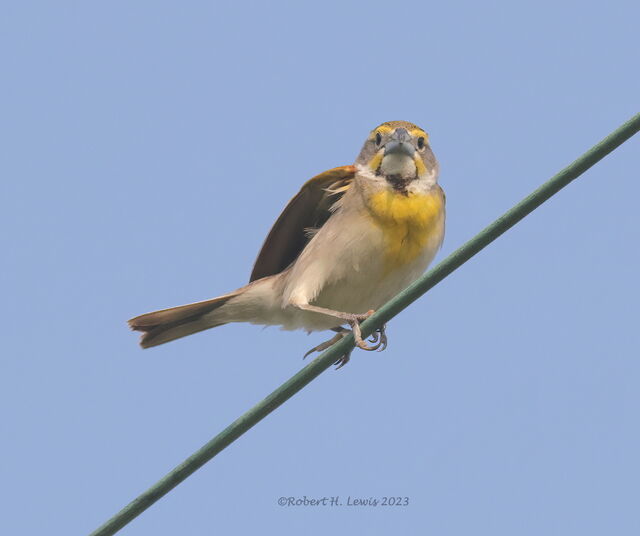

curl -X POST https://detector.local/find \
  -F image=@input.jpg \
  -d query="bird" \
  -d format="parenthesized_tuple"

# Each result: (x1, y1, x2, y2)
(129, 121, 445, 368)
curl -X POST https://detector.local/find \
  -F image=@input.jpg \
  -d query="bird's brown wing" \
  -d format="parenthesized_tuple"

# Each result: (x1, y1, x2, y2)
(249, 165, 356, 282)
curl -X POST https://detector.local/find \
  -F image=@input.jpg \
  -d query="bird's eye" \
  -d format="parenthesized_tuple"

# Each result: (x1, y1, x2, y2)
(375, 132, 382, 146)
(417, 137, 426, 150)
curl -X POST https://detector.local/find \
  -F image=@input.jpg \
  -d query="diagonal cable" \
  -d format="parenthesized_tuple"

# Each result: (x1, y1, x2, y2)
(89, 112, 640, 536)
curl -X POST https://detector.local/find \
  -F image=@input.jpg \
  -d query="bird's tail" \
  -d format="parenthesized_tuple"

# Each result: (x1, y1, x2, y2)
(128, 275, 283, 348)
(128, 291, 242, 348)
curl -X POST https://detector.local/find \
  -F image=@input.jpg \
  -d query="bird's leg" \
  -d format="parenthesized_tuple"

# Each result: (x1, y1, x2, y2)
(303, 327, 353, 369)
(294, 303, 380, 351)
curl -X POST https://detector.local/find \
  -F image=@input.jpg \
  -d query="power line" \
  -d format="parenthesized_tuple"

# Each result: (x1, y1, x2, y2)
(89, 112, 640, 536)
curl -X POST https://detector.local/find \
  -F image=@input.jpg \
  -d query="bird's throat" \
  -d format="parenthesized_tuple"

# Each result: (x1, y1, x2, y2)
(384, 173, 413, 194)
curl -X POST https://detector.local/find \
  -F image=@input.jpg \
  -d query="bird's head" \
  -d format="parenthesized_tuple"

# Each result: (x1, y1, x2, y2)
(355, 121, 438, 193)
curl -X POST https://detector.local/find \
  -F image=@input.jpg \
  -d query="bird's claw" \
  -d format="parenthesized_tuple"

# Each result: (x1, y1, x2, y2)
(367, 324, 388, 351)
(333, 350, 353, 370)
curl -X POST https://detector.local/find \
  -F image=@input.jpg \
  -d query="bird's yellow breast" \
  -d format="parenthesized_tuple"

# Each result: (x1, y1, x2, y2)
(367, 189, 444, 272)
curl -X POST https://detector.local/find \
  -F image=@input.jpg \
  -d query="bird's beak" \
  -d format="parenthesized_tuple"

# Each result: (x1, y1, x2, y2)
(384, 127, 415, 157)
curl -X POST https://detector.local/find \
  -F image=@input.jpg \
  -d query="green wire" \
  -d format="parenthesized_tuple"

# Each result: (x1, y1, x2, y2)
(89, 112, 640, 536)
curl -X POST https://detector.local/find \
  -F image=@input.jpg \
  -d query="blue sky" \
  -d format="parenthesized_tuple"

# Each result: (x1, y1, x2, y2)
(1, 1, 639, 535)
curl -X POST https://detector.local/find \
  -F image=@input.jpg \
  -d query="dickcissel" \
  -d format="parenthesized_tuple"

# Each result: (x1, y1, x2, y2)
(129, 121, 445, 367)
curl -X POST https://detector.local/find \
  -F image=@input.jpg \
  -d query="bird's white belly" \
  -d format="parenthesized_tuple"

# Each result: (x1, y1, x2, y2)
(277, 213, 440, 331)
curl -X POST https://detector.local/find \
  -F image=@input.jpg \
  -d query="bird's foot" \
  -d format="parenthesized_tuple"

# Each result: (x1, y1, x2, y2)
(303, 329, 353, 369)
(345, 310, 382, 351)
(294, 304, 382, 352)
(303, 331, 346, 359)
(298, 305, 388, 369)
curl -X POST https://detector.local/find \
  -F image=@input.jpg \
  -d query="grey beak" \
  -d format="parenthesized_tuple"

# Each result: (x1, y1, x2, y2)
(384, 127, 415, 157)
(385, 140, 415, 157)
